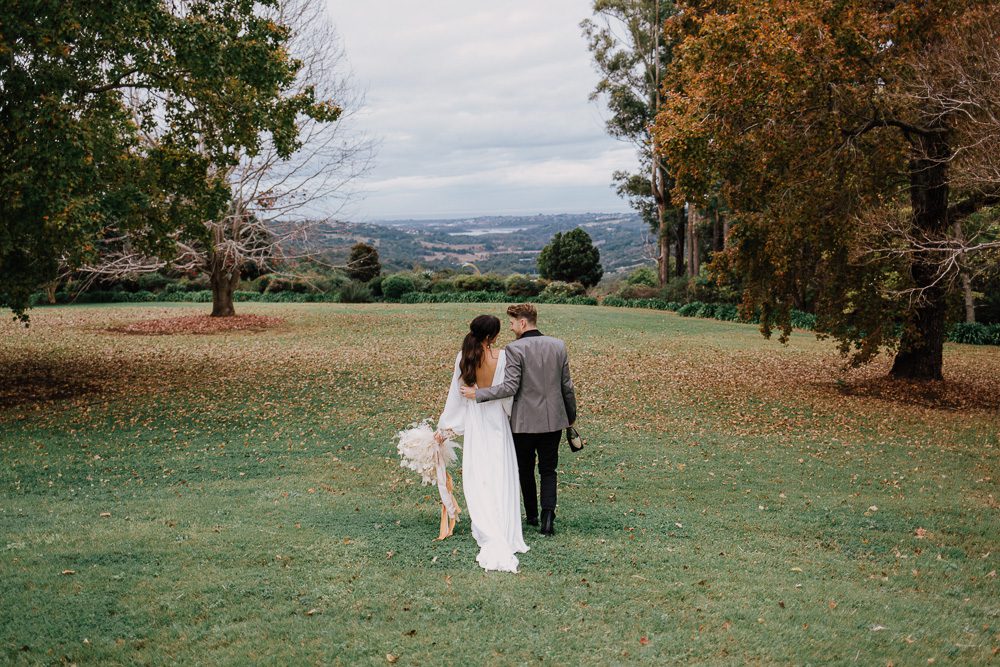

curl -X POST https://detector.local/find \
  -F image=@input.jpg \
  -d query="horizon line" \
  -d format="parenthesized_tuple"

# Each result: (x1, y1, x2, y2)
(348, 209, 637, 223)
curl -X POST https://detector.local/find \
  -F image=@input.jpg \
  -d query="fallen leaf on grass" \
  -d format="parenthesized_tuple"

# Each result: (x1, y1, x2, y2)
(305, 609, 318, 616)
(100, 512, 111, 518)
(386, 654, 398, 664)
(915, 528, 927, 539)
(107, 314, 283, 336)
(639, 637, 650, 646)
(61, 570, 75, 575)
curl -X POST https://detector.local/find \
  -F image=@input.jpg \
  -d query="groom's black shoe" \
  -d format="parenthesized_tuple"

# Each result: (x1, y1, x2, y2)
(540, 509, 555, 535)
(526, 516, 539, 527)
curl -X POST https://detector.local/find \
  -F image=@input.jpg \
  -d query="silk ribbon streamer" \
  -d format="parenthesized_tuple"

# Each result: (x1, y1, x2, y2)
(435, 446, 460, 540)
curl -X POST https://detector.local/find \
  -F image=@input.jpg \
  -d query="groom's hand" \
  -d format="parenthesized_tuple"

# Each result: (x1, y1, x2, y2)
(460, 385, 477, 400)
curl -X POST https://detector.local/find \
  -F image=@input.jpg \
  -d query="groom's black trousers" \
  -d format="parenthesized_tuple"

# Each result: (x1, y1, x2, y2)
(512, 430, 561, 519)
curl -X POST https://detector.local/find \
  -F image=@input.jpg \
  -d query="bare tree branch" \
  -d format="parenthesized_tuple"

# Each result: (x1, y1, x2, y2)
(72, 0, 376, 299)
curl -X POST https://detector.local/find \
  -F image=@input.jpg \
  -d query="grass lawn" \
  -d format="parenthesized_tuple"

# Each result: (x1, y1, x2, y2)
(1, 302, 998, 665)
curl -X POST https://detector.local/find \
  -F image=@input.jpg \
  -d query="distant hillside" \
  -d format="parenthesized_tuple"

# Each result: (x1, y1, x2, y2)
(318, 212, 652, 275)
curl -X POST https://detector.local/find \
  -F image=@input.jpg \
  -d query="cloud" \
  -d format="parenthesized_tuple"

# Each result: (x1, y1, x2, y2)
(325, 0, 635, 220)
(366, 146, 634, 190)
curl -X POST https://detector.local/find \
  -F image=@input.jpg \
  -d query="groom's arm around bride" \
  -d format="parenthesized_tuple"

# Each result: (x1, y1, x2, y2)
(463, 305, 576, 432)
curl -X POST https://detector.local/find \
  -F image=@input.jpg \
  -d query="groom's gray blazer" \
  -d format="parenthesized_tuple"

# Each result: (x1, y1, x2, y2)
(475, 330, 576, 434)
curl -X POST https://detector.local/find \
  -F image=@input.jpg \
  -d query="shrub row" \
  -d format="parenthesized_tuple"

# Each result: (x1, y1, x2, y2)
(396, 291, 598, 306)
(601, 296, 678, 311)
(43, 289, 349, 305)
(603, 297, 999, 346)
(947, 322, 1000, 346)
(604, 297, 797, 326)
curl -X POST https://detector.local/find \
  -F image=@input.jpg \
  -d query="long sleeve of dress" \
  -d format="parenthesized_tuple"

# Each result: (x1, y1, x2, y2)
(437, 352, 468, 435)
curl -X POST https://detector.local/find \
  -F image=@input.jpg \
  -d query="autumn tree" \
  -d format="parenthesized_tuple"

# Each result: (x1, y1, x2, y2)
(0, 0, 340, 321)
(538, 228, 604, 287)
(345, 243, 382, 283)
(656, 0, 1000, 380)
(582, 0, 686, 284)
(70, 0, 372, 316)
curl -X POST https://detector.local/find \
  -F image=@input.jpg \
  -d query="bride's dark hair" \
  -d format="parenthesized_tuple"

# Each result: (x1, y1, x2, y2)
(461, 315, 500, 386)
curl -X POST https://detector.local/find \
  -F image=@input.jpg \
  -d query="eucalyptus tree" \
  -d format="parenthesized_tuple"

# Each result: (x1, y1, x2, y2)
(582, 0, 684, 284)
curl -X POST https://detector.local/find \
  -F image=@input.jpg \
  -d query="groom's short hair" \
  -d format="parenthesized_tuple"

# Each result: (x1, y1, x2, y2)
(507, 303, 537, 324)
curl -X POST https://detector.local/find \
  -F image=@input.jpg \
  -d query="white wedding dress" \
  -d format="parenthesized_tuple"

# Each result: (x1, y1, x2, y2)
(438, 350, 529, 572)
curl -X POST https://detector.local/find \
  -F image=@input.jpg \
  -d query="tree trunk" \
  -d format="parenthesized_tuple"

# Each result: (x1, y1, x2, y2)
(712, 208, 723, 253)
(722, 213, 730, 249)
(45, 281, 57, 304)
(961, 272, 975, 323)
(954, 221, 975, 323)
(658, 226, 670, 286)
(674, 207, 686, 277)
(210, 258, 241, 317)
(687, 206, 700, 277)
(651, 158, 670, 286)
(890, 129, 950, 380)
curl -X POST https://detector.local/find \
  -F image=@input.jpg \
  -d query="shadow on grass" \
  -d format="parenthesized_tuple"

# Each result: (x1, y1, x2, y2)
(829, 376, 1000, 411)
(0, 358, 109, 409)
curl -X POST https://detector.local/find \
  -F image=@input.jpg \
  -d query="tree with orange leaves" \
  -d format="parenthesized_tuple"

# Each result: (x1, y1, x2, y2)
(656, 0, 1000, 380)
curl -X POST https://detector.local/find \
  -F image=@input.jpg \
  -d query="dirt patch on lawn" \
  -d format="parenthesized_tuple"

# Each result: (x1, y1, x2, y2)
(107, 314, 284, 335)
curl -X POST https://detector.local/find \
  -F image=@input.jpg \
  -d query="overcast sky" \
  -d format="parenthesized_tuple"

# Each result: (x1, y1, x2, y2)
(324, 1, 635, 221)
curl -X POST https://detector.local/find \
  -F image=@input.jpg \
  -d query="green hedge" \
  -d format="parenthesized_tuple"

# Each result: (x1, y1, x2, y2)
(51, 289, 163, 304)
(790, 310, 817, 330)
(604, 297, 999, 346)
(46, 289, 343, 304)
(602, 296, 679, 310)
(382, 274, 416, 300)
(676, 302, 701, 317)
(714, 303, 740, 321)
(398, 291, 598, 306)
(948, 322, 1000, 345)
(399, 291, 509, 304)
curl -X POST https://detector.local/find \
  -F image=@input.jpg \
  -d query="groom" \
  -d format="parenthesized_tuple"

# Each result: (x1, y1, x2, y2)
(461, 303, 576, 535)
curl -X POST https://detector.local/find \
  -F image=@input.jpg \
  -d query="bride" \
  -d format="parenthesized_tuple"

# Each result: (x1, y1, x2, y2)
(435, 315, 529, 573)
